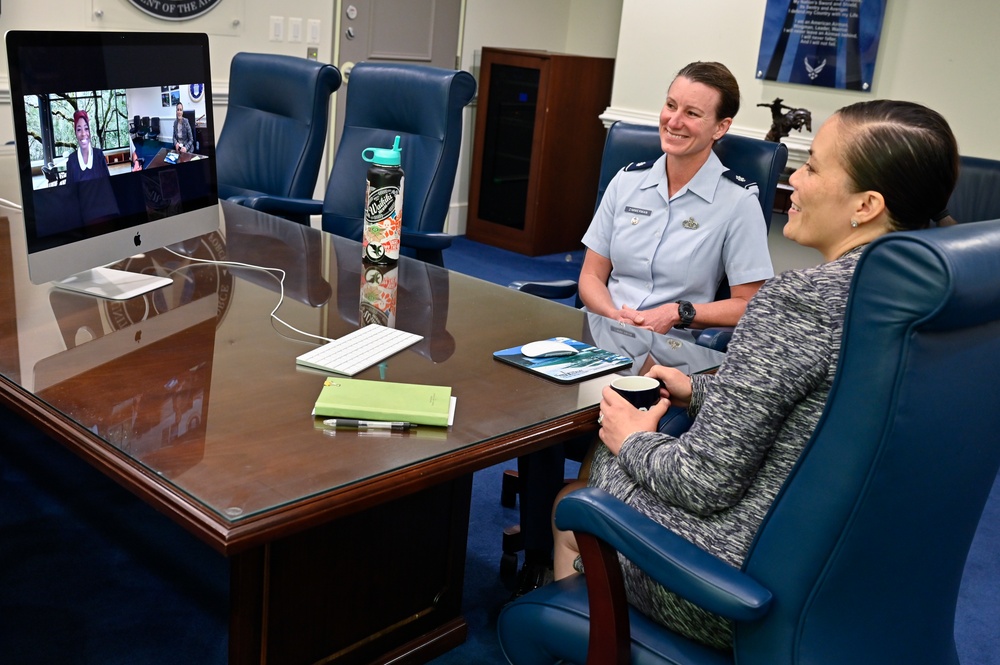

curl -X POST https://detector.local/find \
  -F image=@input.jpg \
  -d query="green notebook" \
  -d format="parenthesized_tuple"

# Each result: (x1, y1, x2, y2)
(314, 377, 455, 427)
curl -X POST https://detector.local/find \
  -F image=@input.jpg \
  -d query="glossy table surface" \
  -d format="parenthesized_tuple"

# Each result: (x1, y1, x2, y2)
(0, 183, 724, 556)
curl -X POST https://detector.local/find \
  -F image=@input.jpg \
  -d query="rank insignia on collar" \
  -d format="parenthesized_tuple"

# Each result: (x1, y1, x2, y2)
(682, 218, 699, 230)
(722, 169, 757, 189)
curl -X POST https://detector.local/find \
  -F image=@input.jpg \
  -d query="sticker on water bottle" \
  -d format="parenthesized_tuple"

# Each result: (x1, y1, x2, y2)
(363, 182, 403, 263)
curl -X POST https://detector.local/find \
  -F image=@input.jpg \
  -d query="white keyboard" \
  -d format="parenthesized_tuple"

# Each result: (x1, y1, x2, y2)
(296, 324, 423, 376)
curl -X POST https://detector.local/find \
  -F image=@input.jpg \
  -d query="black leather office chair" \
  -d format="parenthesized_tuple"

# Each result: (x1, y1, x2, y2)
(144, 116, 161, 142)
(130, 114, 142, 144)
(215, 52, 342, 224)
(40, 163, 60, 186)
(499, 218, 1000, 665)
(245, 62, 477, 267)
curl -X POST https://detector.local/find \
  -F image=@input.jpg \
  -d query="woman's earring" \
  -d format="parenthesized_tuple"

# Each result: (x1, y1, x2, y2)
(850, 219, 859, 228)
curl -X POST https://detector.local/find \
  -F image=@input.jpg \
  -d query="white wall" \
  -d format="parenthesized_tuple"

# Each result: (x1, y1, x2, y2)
(610, 0, 1000, 164)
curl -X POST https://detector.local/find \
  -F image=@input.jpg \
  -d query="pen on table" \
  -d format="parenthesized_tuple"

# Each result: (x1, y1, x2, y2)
(323, 418, 415, 432)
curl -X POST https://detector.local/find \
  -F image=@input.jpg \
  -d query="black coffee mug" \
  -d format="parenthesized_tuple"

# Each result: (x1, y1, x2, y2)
(610, 375, 661, 411)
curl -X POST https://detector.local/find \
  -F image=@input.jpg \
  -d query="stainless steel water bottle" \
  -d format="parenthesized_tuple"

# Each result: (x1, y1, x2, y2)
(362, 136, 404, 264)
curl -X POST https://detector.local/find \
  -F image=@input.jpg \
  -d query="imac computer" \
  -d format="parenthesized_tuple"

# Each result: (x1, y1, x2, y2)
(5, 30, 219, 300)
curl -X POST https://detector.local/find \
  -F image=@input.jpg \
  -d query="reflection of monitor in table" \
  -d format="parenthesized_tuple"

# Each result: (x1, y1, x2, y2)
(33, 293, 218, 475)
(5, 31, 219, 300)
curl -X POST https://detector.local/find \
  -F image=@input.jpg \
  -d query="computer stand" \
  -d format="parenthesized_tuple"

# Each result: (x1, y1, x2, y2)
(54, 267, 173, 301)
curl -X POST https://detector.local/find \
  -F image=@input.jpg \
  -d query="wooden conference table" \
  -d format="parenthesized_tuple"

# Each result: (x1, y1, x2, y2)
(0, 197, 724, 664)
(145, 146, 208, 169)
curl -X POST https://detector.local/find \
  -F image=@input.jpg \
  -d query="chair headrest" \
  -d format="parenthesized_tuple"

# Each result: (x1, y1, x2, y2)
(852, 218, 1000, 332)
(341, 62, 476, 138)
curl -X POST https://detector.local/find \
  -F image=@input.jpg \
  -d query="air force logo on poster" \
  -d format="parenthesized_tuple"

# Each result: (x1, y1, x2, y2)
(756, 0, 887, 91)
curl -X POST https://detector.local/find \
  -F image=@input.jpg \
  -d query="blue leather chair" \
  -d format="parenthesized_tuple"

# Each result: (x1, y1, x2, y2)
(246, 62, 477, 267)
(947, 155, 1000, 223)
(498, 218, 1000, 665)
(216, 53, 342, 223)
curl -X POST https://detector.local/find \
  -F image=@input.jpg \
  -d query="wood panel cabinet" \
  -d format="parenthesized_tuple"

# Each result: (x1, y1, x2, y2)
(466, 48, 615, 256)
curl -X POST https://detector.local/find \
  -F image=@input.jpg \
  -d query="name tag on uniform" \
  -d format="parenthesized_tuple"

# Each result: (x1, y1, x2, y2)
(624, 206, 651, 216)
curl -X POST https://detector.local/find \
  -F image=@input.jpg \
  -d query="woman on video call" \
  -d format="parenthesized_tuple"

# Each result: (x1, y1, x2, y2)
(64, 109, 120, 223)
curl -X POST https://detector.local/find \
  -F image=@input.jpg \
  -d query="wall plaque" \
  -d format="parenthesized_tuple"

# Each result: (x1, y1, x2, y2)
(756, 0, 887, 91)
(127, 0, 223, 21)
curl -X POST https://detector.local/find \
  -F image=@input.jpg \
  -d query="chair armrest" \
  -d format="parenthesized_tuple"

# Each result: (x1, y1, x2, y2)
(692, 326, 734, 352)
(400, 231, 453, 267)
(508, 279, 579, 300)
(400, 229, 453, 251)
(657, 405, 694, 437)
(556, 487, 772, 621)
(244, 194, 323, 218)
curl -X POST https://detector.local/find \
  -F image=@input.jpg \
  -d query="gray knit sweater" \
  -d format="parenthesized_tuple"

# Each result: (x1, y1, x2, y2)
(587, 245, 865, 649)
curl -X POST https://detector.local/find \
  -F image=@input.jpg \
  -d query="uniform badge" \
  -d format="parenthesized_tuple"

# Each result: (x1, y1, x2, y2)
(682, 217, 699, 230)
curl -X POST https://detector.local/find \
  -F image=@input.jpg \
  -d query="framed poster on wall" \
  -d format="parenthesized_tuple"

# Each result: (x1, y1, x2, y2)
(756, 0, 887, 91)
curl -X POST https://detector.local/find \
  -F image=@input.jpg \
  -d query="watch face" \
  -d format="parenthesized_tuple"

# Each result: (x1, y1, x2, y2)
(677, 301, 696, 325)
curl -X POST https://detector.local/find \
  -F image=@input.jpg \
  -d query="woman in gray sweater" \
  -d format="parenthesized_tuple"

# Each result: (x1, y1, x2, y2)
(552, 99, 960, 649)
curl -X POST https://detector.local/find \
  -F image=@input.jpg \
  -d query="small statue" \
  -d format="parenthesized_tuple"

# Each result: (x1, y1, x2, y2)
(757, 98, 812, 142)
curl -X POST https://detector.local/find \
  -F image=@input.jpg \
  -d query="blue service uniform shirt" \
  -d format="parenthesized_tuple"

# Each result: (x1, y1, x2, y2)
(581, 151, 773, 310)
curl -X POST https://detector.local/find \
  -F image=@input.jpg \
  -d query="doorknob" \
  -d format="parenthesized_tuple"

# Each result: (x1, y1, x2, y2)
(340, 61, 355, 81)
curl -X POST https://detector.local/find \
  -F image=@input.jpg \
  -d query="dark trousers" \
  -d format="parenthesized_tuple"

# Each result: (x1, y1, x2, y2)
(517, 445, 565, 561)
(516, 437, 591, 563)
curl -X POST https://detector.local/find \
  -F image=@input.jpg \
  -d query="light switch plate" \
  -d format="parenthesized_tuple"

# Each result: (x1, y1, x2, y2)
(269, 16, 284, 42)
(289, 17, 303, 43)
(307, 19, 321, 45)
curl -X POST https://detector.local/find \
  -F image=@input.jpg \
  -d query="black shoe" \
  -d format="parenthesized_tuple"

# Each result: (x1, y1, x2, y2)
(506, 561, 553, 603)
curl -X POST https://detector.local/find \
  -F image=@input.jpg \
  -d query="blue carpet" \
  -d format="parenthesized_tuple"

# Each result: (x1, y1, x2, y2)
(0, 407, 229, 664)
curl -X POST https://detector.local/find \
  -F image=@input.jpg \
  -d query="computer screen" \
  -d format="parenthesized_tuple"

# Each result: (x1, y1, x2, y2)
(5, 30, 219, 299)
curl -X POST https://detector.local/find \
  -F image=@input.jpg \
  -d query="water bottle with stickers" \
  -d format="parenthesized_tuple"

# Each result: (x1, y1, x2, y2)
(362, 136, 404, 264)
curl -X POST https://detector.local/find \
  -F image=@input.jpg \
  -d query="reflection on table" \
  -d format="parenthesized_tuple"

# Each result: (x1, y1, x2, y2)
(145, 146, 208, 170)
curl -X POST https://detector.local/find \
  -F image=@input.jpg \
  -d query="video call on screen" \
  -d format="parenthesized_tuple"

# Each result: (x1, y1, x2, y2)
(13, 39, 216, 248)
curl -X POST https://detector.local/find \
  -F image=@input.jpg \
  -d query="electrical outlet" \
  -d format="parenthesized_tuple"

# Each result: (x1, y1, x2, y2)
(269, 16, 284, 42)
(307, 19, 321, 45)
(289, 18, 303, 43)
